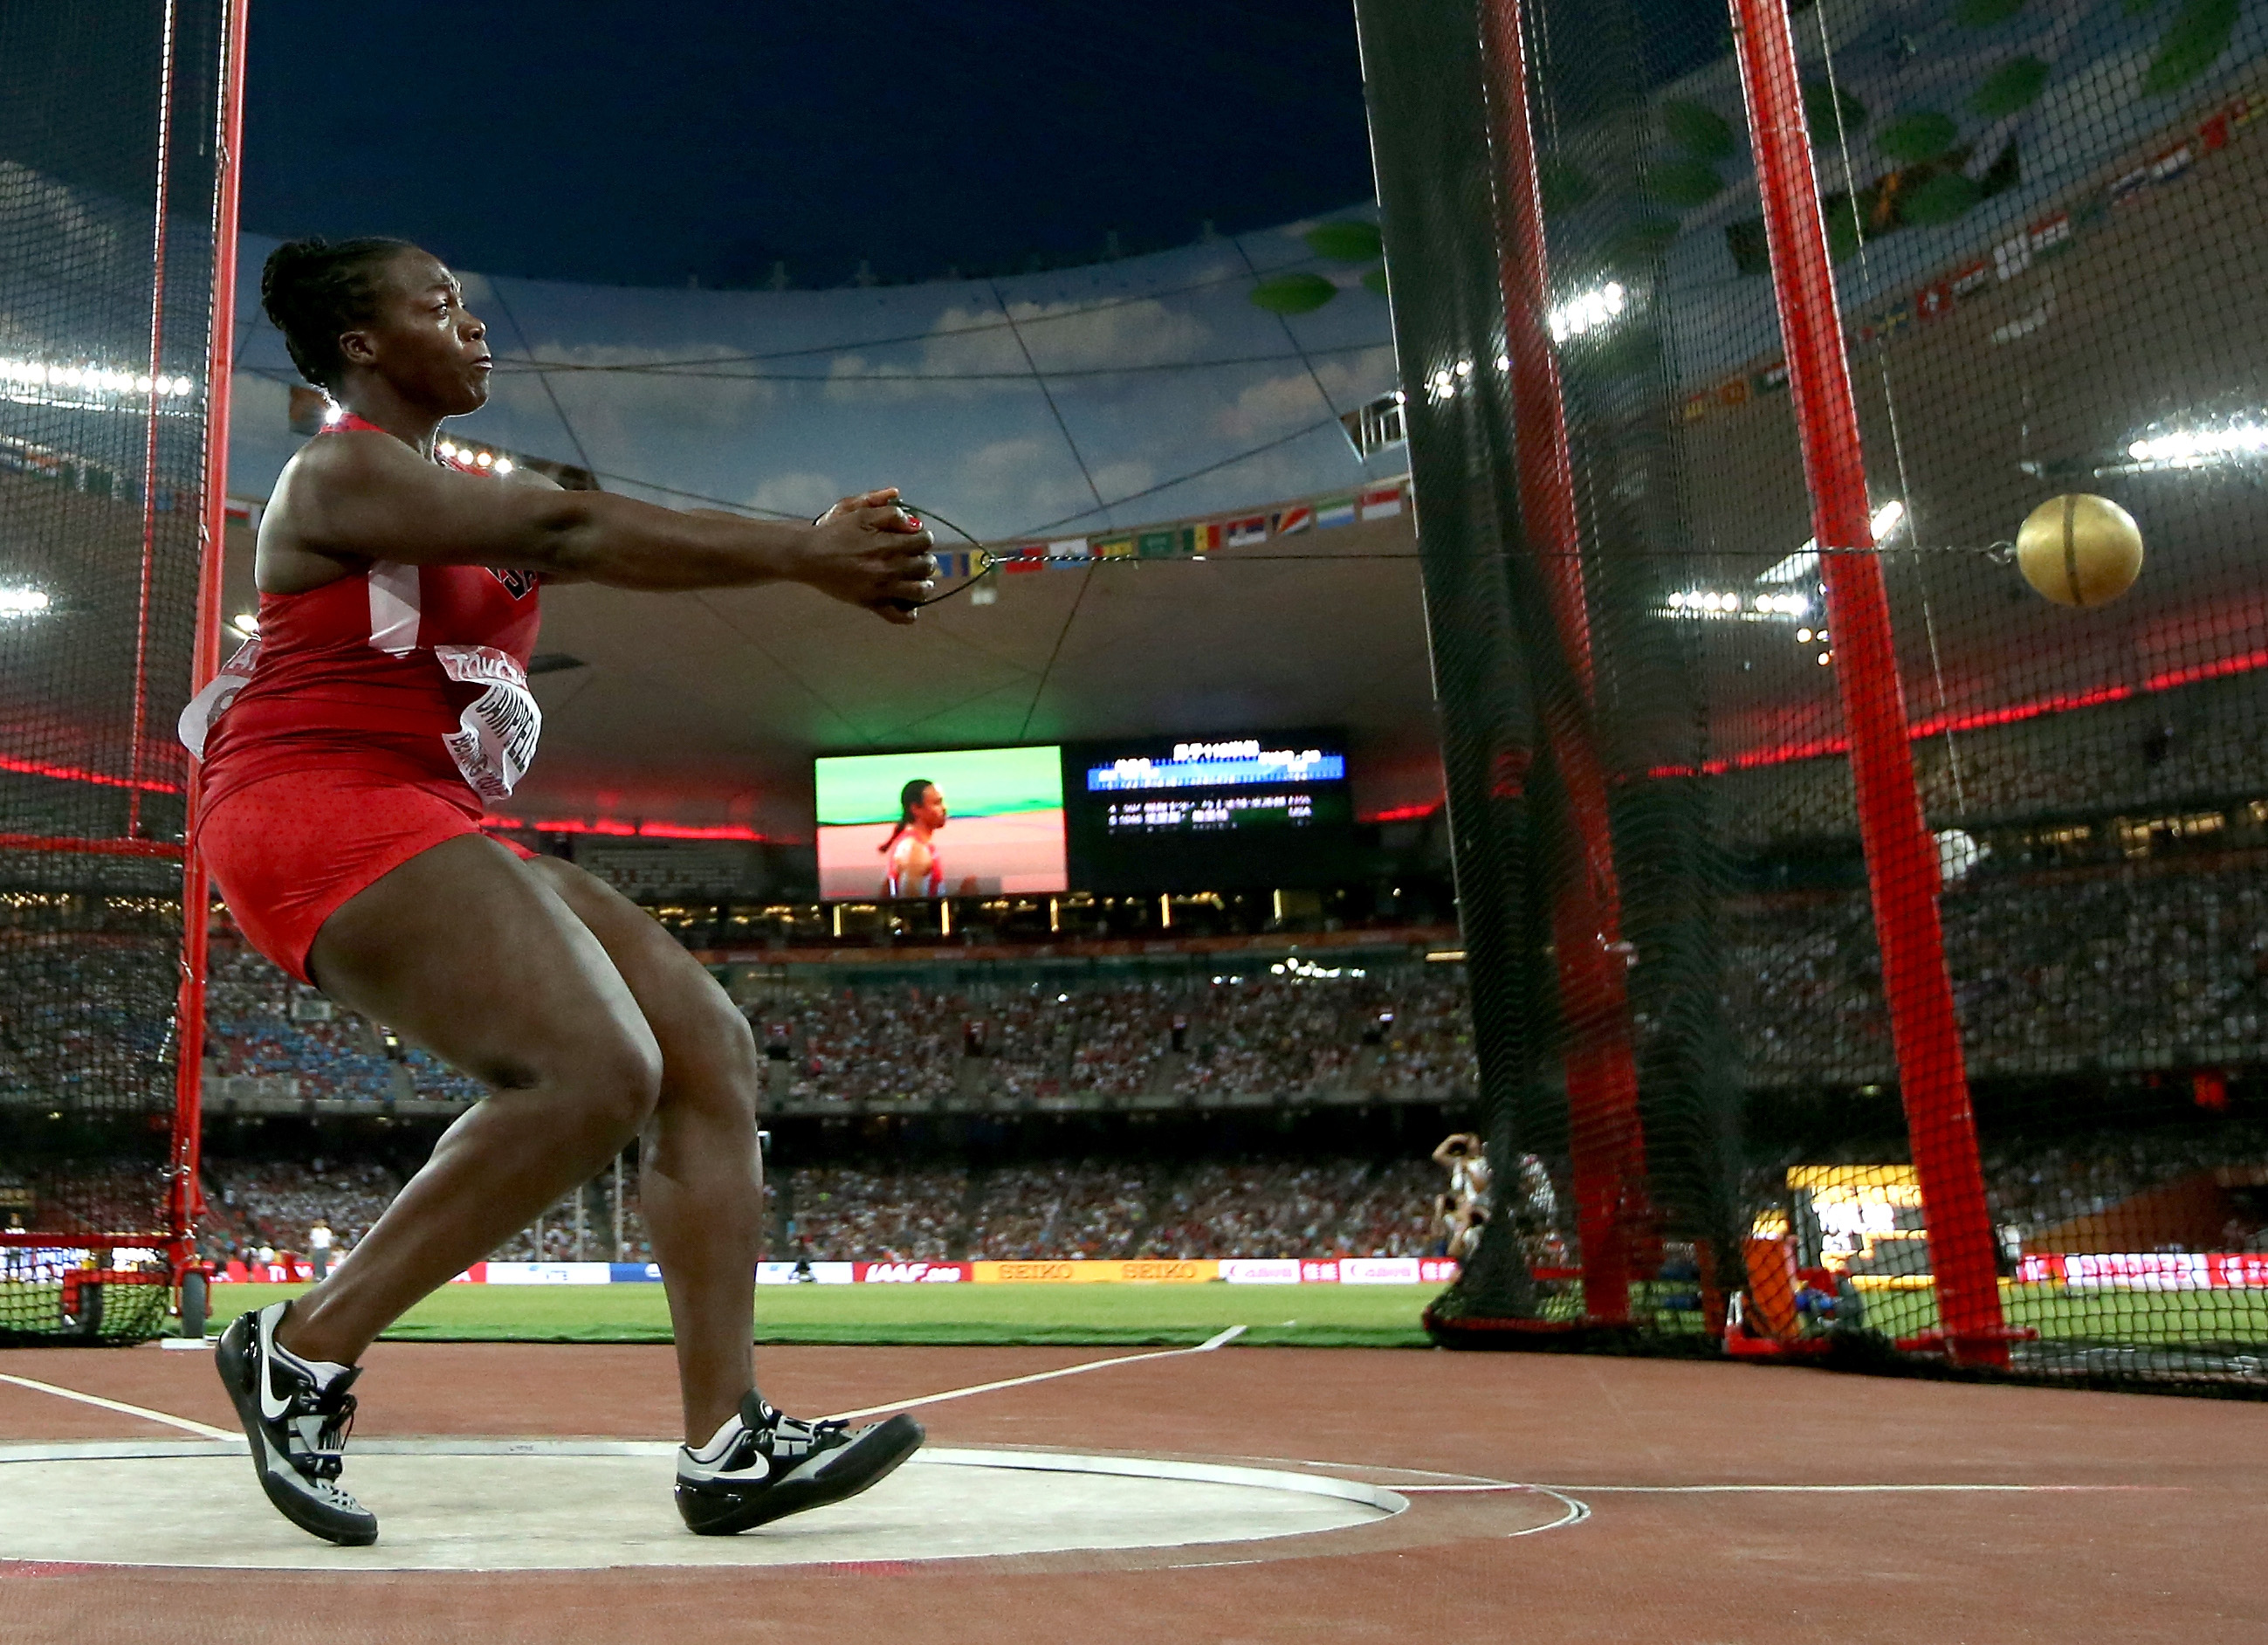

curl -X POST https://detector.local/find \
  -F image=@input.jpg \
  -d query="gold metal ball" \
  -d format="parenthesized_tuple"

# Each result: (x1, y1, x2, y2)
(2015, 494, 2143, 608)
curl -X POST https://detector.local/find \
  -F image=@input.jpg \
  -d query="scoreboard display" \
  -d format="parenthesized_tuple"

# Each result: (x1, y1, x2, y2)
(1063, 730, 1354, 892)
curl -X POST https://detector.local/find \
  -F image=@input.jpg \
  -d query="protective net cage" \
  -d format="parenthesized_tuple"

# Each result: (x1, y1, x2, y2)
(1, 0, 238, 1344)
(1357, 0, 2268, 1391)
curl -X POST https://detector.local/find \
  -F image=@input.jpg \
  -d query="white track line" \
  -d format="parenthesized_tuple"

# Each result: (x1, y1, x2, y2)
(824, 1325, 1247, 1422)
(0, 1373, 238, 1442)
(1400, 1482, 2165, 1495)
(1513, 1488, 1591, 1536)
(1551, 1483, 2172, 1494)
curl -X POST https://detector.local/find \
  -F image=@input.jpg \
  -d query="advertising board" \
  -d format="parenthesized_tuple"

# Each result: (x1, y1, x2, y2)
(971, 1259, 1219, 1284)
(482, 1263, 615, 1285)
(855, 1261, 972, 1283)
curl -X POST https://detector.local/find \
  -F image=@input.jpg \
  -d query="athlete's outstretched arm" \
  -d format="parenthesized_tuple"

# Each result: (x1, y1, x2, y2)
(275, 430, 935, 621)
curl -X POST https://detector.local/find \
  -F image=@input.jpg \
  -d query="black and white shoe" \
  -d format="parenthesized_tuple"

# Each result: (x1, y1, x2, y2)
(215, 1303, 378, 1546)
(674, 1394, 924, 1535)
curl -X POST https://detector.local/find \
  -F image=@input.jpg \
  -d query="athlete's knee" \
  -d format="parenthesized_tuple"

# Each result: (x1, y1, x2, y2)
(663, 996, 762, 1128)
(556, 1022, 664, 1145)
(711, 1003, 762, 1095)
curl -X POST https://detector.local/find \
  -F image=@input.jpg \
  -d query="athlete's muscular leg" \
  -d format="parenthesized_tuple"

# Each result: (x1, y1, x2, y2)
(273, 835, 663, 1368)
(525, 860, 766, 1447)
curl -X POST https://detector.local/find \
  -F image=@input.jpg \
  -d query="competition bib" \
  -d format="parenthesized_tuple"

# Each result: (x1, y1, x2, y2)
(435, 644, 542, 800)
(175, 637, 263, 760)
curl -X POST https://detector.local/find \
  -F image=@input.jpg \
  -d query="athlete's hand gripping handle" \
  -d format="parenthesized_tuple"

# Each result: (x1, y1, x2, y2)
(795, 499, 937, 625)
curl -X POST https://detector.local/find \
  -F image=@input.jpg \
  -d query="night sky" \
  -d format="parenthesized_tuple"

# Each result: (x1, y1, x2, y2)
(240, 0, 1381, 290)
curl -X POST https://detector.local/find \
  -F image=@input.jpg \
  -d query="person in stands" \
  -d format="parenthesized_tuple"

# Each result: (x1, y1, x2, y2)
(1432, 1132, 1492, 1261)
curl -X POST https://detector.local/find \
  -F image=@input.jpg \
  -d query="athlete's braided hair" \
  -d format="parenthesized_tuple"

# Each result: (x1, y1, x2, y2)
(260, 236, 416, 392)
(879, 778, 934, 854)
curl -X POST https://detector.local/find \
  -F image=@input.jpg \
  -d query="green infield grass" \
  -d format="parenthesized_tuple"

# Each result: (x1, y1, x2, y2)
(1857, 1283, 2268, 1349)
(196, 1279, 1447, 1348)
(19, 1276, 2262, 1354)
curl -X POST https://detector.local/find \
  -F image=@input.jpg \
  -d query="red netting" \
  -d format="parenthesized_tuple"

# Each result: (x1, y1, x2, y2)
(1356, 0, 2267, 1389)
(1, 0, 240, 1344)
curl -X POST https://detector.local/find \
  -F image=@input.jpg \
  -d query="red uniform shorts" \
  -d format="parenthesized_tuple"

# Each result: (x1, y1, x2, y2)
(196, 767, 536, 984)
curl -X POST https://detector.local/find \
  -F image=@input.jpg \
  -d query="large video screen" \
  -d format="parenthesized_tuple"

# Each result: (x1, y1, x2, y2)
(1064, 730, 1354, 892)
(814, 745, 1067, 901)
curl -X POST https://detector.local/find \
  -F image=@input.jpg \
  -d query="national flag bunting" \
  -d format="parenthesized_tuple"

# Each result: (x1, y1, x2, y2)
(1001, 543, 1047, 574)
(1047, 537, 1090, 568)
(1227, 515, 1268, 547)
(1181, 522, 1222, 555)
(1096, 536, 1136, 559)
(1316, 494, 1357, 528)
(1272, 504, 1313, 535)
(1358, 485, 1403, 521)
(1137, 529, 1177, 559)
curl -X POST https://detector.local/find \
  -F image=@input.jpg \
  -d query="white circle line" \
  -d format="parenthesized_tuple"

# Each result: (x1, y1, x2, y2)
(0, 1440, 1418, 1571)
(0, 1437, 1405, 1514)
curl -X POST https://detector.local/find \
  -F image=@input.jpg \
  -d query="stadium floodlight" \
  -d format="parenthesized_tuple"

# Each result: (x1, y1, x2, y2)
(2124, 418, 2268, 470)
(1548, 281, 1626, 343)
(1756, 499, 1907, 585)
(1663, 586, 1814, 623)
(0, 354, 199, 410)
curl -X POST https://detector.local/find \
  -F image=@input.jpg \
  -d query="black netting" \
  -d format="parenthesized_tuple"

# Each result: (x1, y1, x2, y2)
(1358, 0, 2267, 1389)
(1, 0, 235, 1343)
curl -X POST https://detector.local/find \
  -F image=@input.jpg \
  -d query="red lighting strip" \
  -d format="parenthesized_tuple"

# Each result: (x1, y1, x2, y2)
(2144, 646, 2268, 693)
(483, 815, 768, 843)
(1650, 649, 2268, 779)
(0, 752, 182, 794)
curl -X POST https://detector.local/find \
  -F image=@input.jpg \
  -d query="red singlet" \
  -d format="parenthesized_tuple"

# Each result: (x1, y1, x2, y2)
(182, 414, 543, 981)
(883, 832, 943, 898)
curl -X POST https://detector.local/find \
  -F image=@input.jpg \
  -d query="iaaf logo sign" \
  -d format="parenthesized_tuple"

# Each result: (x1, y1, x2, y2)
(856, 1261, 969, 1284)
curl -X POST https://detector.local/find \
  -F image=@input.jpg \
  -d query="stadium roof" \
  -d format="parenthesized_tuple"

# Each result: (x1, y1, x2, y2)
(216, 503, 1443, 840)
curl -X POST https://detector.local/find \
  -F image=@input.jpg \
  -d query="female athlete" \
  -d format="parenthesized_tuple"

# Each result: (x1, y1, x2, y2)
(878, 778, 946, 897)
(196, 237, 932, 1546)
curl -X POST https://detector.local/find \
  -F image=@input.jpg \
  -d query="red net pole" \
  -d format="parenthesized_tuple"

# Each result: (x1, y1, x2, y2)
(1726, 0, 2007, 1366)
(1478, 0, 1648, 1323)
(167, 0, 251, 1287)
(127, 0, 181, 838)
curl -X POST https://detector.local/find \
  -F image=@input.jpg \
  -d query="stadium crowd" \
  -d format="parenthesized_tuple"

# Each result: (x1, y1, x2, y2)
(157, 1154, 1456, 1267)
(0, 933, 175, 1107)
(1133, 1159, 1440, 1259)
(747, 970, 1479, 1110)
(780, 1165, 966, 1263)
(197, 1158, 403, 1270)
(1729, 861, 2268, 1085)
(1978, 1125, 2268, 1254)
(147, 857, 2268, 1112)
(22, 1129, 2260, 1273)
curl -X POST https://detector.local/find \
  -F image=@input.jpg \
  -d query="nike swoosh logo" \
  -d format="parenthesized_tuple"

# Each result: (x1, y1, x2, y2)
(255, 1326, 293, 1423)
